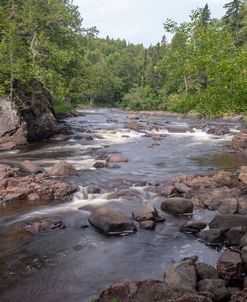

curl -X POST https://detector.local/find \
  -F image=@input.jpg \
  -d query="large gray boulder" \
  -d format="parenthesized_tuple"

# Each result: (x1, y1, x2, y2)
(161, 197, 193, 215)
(89, 207, 137, 235)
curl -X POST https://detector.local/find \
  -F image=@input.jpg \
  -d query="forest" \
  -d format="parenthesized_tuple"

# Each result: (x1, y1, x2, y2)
(0, 0, 247, 117)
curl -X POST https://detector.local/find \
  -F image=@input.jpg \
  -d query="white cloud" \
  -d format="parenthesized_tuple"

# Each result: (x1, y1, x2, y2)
(75, 0, 227, 46)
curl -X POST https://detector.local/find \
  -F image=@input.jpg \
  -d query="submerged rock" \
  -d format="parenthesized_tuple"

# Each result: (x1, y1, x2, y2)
(20, 217, 65, 234)
(88, 207, 137, 235)
(106, 155, 129, 163)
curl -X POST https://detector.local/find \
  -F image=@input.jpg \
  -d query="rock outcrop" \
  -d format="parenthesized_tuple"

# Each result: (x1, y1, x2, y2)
(0, 164, 77, 205)
(0, 93, 63, 151)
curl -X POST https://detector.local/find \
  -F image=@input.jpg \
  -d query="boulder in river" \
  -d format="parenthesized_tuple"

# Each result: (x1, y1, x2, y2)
(198, 279, 230, 302)
(196, 262, 219, 280)
(207, 126, 230, 136)
(132, 204, 162, 222)
(232, 129, 247, 152)
(180, 220, 207, 234)
(88, 207, 137, 235)
(139, 220, 155, 230)
(197, 229, 225, 246)
(225, 226, 247, 246)
(49, 161, 78, 176)
(20, 160, 44, 174)
(217, 250, 242, 285)
(209, 214, 247, 231)
(96, 279, 212, 302)
(161, 197, 193, 215)
(164, 258, 197, 290)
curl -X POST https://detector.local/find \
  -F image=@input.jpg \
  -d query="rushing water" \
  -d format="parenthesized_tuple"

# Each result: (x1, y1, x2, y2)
(0, 109, 246, 302)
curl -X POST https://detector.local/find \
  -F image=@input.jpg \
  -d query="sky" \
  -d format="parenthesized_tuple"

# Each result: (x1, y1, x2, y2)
(75, 0, 228, 46)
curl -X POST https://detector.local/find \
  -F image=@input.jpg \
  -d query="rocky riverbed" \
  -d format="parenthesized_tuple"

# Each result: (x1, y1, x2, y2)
(0, 108, 247, 302)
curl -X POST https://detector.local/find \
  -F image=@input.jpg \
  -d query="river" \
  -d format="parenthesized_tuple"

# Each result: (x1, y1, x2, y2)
(0, 109, 245, 302)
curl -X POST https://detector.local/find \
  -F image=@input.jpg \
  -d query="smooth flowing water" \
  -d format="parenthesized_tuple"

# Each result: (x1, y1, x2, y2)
(0, 109, 245, 302)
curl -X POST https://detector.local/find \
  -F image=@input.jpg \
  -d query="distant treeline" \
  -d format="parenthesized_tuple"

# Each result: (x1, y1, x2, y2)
(0, 0, 247, 116)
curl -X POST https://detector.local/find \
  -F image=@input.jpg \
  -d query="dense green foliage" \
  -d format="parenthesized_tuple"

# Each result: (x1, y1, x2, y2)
(0, 0, 247, 116)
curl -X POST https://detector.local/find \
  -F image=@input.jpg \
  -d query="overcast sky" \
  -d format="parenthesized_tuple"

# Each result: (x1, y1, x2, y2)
(75, 0, 228, 46)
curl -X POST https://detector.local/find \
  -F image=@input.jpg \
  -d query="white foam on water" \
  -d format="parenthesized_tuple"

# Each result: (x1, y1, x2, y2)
(96, 129, 144, 144)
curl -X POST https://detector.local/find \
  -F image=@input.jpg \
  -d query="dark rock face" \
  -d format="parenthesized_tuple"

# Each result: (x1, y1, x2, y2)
(217, 251, 242, 285)
(0, 98, 27, 150)
(196, 263, 219, 280)
(88, 207, 137, 235)
(161, 198, 194, 215)
(198, 279, 230, 302)
(0, 94, 62, 150)
(197, 229, 225, 246)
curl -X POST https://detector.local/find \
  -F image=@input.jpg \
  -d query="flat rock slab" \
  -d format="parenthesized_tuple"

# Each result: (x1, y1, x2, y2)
(89, 207, 137, 235)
